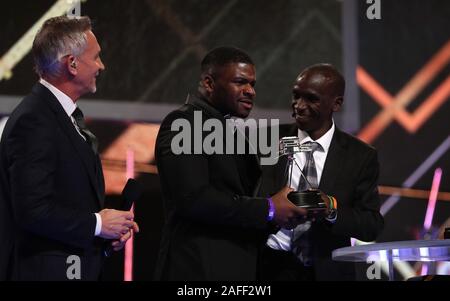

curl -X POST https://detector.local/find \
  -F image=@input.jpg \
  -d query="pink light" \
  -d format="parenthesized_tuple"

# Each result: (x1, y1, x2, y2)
(124, 148, 135, 281)
(421, 263, 428, 276)
(423, 168, 442, 231)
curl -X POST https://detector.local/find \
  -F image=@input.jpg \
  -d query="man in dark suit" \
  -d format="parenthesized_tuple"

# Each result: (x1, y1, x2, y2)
(0, 16, 138, 281)
(259, 64, 384, 281)
(154, 46, 307, 280)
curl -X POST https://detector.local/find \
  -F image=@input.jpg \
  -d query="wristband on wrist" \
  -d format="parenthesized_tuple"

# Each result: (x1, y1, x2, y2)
(326, 195, 334, 210)
(325, 195, 338, 221)
(326, 195, 338, 210)
(332, 196, 338, 209)
(267, 197, 275, 221)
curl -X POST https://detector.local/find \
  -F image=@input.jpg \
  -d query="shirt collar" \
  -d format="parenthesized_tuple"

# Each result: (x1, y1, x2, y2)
(39, 78, 77, 118)
(297, 120, 335, 153)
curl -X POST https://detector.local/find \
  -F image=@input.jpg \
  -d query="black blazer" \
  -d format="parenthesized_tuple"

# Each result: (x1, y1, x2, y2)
(154, 94, 270, 280)
(0, 83, 105, 280)
(259, 124, 384, 280)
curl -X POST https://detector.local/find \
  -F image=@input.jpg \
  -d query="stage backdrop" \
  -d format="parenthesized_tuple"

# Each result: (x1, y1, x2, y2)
(0, 0, 449, 280)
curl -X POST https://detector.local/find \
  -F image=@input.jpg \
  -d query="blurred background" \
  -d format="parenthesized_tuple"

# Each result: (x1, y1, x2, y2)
(0, 0, 449, 280)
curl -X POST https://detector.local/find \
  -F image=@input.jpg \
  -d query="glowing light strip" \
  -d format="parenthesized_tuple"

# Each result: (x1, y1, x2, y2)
(357, 68, 450, 136)
(424, 168, 443, 230)
(420, 247, 431, 276)
(0, 0, 87, 81)
(357, 40, 450, 143)
(393, 40, 450, 110)
(101, 159, 158, 174)
(378, 186, 450, 202)
(408, 76, 450, 132)
(372, 139, 449, 279)
(124, 148, 135, 281)
(381, 136, 450, 216)
(101, 123, 159, 194)
(421, 264, 428, 276)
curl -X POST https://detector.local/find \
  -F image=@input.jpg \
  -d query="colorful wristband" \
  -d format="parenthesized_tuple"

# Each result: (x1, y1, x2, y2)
(326, 195, 338, 210)
(267, 197, 275, 221)
(327, 195, 334, 210)
(325, 195, 338, 222)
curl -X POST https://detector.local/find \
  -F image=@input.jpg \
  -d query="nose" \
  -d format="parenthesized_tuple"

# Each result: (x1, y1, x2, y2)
(98, 58, 105, 71)
(292, 98, 306, 110)
(243, 84, 256, 98)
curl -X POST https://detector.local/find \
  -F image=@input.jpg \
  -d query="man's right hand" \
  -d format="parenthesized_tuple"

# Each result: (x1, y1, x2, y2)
(271, 186, 307, 229)
(98, 209, 135, 239)
(110, 221, 140, 251)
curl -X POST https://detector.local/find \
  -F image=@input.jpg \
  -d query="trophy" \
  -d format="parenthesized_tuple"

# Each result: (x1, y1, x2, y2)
(279, 136, 326, 210)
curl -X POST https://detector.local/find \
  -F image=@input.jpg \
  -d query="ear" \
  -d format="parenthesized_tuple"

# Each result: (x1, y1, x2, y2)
(332, 96, 343, 112)
(201, 74, 215, 94)
(66, 55, 77, 76)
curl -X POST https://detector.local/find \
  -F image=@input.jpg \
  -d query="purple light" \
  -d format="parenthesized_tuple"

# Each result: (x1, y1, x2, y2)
(423, 168, 442, 231)
(421, 264, 428, 276)
(381, 136, 450, 216)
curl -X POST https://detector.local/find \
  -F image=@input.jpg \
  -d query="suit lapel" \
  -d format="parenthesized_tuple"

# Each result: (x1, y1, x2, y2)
(33, 83, 104, 208)
(319, 128, 346, 194)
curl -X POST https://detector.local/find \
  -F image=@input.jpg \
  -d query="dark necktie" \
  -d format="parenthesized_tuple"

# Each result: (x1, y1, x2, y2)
(293, 141, 321, 266)
(72, 107, 98, 154)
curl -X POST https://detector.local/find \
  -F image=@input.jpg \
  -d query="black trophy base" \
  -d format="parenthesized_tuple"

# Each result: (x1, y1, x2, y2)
(288, 190, 327, 210)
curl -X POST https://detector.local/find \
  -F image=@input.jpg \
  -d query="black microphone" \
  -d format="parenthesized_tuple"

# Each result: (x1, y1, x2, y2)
(104, 178, 143, 257)
(120, 178, 143, 211)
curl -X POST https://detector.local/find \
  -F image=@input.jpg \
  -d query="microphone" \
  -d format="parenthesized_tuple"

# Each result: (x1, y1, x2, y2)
(104, 178, 143, 257)
(120, 178, 143, 211)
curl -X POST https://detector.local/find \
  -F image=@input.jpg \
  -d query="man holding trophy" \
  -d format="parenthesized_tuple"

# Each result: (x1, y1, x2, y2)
(259, 64, 384, 281)
(154, 47, 307, 281)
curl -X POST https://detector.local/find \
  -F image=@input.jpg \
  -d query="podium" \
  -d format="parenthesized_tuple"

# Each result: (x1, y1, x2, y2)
(332, 239, 450, 280)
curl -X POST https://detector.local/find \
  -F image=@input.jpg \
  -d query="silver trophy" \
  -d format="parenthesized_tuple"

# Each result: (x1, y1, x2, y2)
(279, 136, 326, 210)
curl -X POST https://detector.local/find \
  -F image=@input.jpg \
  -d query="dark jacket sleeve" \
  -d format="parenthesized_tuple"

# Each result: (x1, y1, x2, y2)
(6, 112, 96, 249)
(156, 111, 269, 230)
(332, 148, 384, 242)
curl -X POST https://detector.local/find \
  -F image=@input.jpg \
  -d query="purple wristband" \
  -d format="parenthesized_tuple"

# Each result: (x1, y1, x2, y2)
(267, 197, 275, 221)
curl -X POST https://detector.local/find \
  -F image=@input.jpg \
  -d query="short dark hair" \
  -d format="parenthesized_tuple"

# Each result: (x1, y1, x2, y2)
(32, 15, 92, 78)
(201, 46, 254, 75)
(302, 63, 345, 96)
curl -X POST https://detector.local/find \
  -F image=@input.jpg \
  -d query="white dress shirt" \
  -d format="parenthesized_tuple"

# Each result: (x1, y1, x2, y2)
(266, 121, 335, 251)
(39, 79, 102, 236)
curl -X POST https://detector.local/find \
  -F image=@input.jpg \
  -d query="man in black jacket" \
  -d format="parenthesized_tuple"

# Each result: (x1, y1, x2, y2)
(0, 16, 138, 281)
(154, 47, 306, 280)
(259, 64, 384, 280)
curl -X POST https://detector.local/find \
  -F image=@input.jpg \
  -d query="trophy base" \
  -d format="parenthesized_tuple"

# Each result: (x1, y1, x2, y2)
(288, 190, 327, 210)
